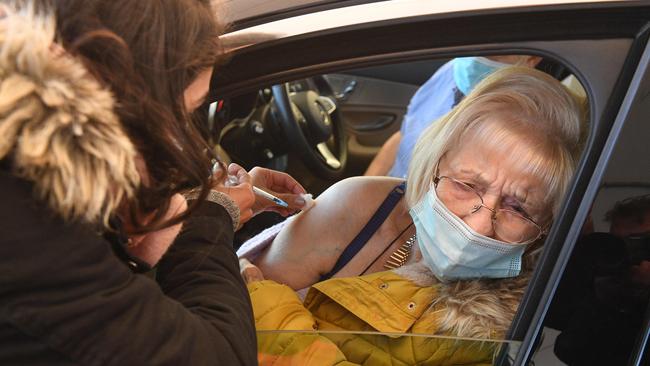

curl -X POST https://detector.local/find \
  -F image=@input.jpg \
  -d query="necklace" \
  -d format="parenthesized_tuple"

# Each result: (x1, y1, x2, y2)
(384, 234, 416, 270)
(359, 222, 414, 275)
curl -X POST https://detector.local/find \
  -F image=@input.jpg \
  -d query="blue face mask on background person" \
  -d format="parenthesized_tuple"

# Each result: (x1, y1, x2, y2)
(409, 185, 527, 281)
(452, 57, 510, 96)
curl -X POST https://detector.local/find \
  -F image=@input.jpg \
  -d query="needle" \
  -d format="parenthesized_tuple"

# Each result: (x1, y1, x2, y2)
(252, 186, 289, 208)
(227, 175, 289, 208)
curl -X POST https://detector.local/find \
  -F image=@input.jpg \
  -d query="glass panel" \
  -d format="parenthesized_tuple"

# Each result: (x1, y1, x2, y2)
(540, 51, 650, 365)
(256, 330, 521, 366)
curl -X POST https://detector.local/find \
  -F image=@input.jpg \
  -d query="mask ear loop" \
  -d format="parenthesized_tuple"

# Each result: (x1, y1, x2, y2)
(521, 239, 545, 271)
(521, 219, 551, 270)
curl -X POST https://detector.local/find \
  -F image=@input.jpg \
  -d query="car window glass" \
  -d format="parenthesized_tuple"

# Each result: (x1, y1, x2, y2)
(257, 331, 522, 364)
(539, 55, 650, 365)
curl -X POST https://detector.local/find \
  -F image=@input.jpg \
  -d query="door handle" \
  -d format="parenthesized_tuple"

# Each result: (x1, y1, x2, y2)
(353, 115, 395, 132)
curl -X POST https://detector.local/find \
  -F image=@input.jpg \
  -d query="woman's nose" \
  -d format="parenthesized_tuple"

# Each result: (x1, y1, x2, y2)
(463, 205, 495, 237)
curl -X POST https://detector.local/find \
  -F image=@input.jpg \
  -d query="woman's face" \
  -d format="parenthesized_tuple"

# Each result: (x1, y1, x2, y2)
(183, 68, 213, 112)
(436, 127, 551, 243)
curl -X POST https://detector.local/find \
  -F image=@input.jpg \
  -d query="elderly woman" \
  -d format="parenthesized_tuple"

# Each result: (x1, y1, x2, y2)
(240, 66, 585, 365)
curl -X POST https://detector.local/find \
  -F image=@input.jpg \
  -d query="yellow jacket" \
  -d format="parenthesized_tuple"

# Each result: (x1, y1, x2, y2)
(249, 271, 500, 365)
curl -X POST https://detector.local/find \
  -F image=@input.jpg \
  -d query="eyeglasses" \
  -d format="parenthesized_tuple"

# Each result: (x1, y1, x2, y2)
(433, 176, 545, 244)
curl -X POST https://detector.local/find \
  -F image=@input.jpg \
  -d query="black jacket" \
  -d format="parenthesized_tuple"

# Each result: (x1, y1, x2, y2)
(0, 7, 256, 365)
(0, 171, 257, 365)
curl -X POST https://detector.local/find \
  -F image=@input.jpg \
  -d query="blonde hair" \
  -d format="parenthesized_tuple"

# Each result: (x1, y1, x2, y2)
(406, 66, 586, 220)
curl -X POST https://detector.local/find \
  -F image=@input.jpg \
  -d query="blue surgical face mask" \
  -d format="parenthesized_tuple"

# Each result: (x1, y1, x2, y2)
(409, 185, 526, 281)
(452, 57, 510, 96)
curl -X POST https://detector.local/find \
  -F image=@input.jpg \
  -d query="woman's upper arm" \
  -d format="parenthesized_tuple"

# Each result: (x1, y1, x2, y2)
(253, 177, 376, 289)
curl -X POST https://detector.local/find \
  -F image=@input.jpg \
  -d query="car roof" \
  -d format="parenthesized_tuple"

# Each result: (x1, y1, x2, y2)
(218, 0, 361, 27)
(215, 0, 643, 96)
(219, 0, 626, 27)
(220, 0, 630, 51)
(220, 0, 624, 44)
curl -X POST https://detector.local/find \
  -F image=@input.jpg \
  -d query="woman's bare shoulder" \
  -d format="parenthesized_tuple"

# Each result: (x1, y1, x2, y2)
(266, 176, 402, 251)
(315, 176, 404, 210)
(254, 176, 404, 289)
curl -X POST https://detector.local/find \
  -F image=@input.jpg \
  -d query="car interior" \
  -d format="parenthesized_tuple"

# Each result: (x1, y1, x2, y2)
(210, 56, 574, 194)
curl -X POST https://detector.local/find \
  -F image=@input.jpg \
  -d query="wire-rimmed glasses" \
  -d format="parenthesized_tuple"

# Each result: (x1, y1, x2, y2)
(433, 176, 545, 244)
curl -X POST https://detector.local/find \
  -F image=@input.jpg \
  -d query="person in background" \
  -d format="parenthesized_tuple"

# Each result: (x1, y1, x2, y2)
(607, 194, 650, 237)
(364, 55, 541, 177)
(0, 1, 304, 364)
(549, 194, 650, 365)
(606, 194, 650, 286)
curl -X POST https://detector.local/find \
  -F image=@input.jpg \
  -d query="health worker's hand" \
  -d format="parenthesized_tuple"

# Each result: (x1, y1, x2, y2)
(246, 166, 307, 216)
(240, 258, 265, 284)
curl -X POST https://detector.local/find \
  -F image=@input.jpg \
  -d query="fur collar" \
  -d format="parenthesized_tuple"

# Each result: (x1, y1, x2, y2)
(395, 262, 530, 340)
(0, 4, 139, 226)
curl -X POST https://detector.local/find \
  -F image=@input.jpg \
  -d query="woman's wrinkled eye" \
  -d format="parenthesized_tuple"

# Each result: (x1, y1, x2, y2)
(511, 204, 526, 214)
(453, 180, 475, 192)
(503, 198, 530, 217)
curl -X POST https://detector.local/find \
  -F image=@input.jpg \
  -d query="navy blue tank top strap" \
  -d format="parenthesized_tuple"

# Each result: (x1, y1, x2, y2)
(319, 181, 406, 282)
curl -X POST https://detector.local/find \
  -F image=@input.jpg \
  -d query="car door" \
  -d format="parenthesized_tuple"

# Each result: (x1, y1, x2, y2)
(324, 59, 447, 175)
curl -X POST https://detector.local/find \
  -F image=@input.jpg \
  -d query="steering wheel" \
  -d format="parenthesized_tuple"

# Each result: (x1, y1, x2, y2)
(271, 78, 347, 180)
